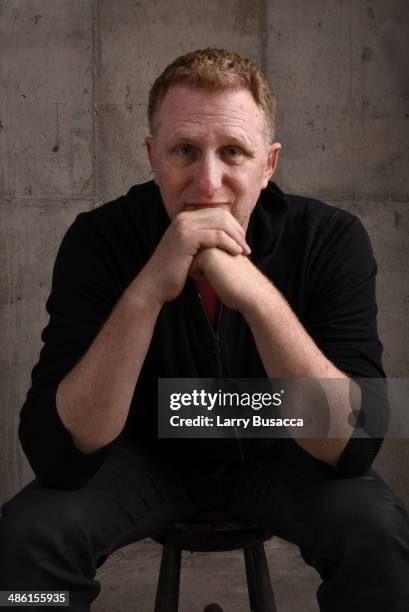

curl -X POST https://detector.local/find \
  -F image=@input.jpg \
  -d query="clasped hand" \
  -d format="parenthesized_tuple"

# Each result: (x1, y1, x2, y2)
(189, 247, 262, 312)
(137, 206, 268, 312)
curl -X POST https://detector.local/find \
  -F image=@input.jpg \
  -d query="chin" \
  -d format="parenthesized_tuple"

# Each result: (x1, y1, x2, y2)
(236, 213, 251, 230)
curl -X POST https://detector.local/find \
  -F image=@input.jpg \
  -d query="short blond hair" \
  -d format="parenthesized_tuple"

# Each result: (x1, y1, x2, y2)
(148, 48, 276, 143)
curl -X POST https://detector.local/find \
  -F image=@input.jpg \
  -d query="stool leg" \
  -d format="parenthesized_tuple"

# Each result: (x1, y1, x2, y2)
(244, 547, 258, 611)
(244, 543, 277, 612)
(154, 545, 182, 612)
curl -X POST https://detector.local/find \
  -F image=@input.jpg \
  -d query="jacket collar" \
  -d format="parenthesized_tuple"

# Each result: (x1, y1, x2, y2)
(126, 180, 288, 266)
(246, 181, 288, 264)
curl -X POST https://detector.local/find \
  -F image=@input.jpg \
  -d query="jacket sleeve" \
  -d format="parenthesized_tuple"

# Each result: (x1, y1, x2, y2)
(305, 210, 389, 477)
(19, 213, 120, 489)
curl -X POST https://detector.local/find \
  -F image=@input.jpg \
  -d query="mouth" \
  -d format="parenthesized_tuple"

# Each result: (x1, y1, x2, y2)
(185, 203, 230, 210)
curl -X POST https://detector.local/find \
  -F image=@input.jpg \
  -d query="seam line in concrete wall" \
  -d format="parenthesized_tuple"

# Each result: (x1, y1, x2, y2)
(258, 0, 267, 75)
(91, 0, 100, 205)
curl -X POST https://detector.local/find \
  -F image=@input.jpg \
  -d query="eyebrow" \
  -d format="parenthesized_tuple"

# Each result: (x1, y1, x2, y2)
(170, 131, 256, 152)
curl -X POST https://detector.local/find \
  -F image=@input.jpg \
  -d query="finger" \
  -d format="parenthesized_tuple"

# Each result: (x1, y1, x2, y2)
(192, 210, 250, 253)
(183, 207, 246, 238)
(196, 229, 244, 256)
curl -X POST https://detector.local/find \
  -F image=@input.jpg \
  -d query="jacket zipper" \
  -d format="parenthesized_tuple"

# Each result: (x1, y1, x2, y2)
(196, 291, 246, 461)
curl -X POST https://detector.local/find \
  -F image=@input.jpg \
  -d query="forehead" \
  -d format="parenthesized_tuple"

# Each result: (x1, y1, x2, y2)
(156, 84, 265, 142)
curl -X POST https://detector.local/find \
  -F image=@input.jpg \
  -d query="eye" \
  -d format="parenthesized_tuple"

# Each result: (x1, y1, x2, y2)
(177, 145, 194, 157)
(224, 147, 243, 159)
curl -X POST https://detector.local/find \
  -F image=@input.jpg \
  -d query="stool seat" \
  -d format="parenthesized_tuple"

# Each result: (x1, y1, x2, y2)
(152, 510, 278, 611)
(184, 509, 245, 521)
(152, 510, 272, 552)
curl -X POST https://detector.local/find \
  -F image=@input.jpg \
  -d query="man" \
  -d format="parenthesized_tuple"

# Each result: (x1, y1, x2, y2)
(0, 48, 408, 611)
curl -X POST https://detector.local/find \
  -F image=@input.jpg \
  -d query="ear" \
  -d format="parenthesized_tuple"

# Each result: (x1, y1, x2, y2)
(145, 135, 154, 170)
(261, 142, 281, 189)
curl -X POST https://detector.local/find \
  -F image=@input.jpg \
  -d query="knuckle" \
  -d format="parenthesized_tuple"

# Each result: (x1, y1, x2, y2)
(173, 215, 188, 237)
(218, 208, 229, 223)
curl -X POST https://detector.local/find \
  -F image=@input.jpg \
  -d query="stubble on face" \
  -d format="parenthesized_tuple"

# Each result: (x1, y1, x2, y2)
(146, 85, 279, 229)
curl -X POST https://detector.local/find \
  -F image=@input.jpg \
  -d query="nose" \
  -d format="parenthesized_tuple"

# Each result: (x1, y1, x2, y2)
(193, 152, 224, 197)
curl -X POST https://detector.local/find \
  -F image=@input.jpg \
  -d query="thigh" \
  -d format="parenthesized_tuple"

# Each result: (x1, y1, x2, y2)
(223, 438, 408, 546)
(1, 436, 202, 563)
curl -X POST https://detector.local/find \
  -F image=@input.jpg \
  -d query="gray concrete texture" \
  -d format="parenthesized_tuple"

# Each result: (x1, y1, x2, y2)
(0, 0, 408, 609)
(94, 538, 321, 611)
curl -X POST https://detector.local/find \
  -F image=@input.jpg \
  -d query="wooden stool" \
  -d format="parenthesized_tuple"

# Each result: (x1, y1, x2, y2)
(151, 510, 278, 612)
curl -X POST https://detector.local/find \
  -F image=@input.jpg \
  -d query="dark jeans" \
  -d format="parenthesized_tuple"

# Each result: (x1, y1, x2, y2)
(1, 436, 409, 611)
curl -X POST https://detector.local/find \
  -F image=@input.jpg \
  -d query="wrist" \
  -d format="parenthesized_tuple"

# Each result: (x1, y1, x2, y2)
(125, 272, 165, 313)
(239, 271, 274, 319)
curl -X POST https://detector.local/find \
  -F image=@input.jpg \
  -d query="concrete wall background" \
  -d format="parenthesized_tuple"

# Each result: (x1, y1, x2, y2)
(1, 0, 408, 514)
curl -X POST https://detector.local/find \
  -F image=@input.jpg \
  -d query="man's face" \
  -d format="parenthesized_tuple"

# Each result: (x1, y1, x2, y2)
(145, 85, 281, 230)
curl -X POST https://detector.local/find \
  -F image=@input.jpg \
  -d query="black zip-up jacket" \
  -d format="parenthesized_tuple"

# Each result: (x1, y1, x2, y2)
(18, 181, 388, 489)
